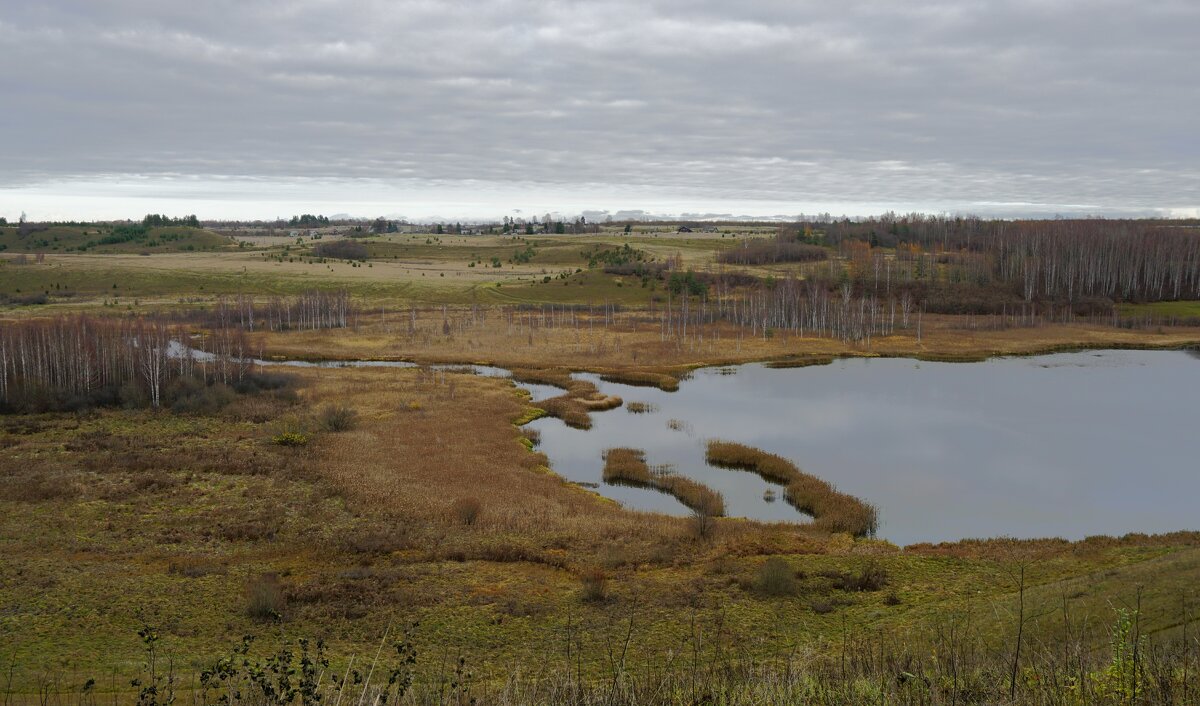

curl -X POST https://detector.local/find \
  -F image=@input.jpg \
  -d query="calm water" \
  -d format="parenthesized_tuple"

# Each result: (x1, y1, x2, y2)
(526, 350, 1200, 545)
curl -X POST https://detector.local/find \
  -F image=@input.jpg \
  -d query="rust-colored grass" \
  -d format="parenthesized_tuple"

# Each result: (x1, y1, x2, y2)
(603, 447, 725, 517)
(509, 367, 622, 429)
(706, 440, 877, 537)
(231, 306, 1200, 379)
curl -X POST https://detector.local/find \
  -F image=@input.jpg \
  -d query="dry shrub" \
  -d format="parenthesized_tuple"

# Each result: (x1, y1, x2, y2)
(754, 557, 798, 597)
(246, 573, 286, 621)
(318, 404, 358, 432)
(132, 472, 181, 494)
(810, 599, 835, 614)
(0, 472, 81, 503)
(450, 497, 482, 526)
(343, 527, 412, 555)
(837, 562, 888, 592)
(706, 440, 876, 537)
(213, 513, 282, 542)
(579, 568, 608, 602)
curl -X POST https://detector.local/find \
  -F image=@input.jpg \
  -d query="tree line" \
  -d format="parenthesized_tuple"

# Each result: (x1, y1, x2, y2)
(0, 315, 255, 412)
(797, 216, 1200, 304)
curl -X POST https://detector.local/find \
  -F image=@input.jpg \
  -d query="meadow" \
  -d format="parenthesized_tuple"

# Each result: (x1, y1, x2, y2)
(3, 219, 1200, 704)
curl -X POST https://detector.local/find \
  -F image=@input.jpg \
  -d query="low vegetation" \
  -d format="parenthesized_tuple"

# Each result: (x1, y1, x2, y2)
(4, 219, 1200, 704)
(510, 367, 622, 429)
(706, 440, 878, 537)
(602, 447, 725, 518)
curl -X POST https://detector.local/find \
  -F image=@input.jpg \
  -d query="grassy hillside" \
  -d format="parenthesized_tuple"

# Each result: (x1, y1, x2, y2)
(0, 224, 233, 254)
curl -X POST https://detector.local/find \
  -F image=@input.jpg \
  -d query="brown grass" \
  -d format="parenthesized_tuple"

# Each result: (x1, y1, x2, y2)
(706, 440, 877, 537)
(303, 366, 714, 569)
(510, 367, 623, 429)
(598, 370, 679, 391)
(603, 447, 725, 517)
(237, 306, 1200, 381)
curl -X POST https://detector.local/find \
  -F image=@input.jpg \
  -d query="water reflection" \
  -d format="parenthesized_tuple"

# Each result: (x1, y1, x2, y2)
(529, 350, 1200, 545)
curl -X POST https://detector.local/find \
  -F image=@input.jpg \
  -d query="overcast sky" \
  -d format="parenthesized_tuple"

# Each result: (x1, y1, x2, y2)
(2, 0, 1198, 221)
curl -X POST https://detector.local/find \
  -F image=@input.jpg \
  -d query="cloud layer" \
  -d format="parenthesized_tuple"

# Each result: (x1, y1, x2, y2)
(3, 0, 1198, 219)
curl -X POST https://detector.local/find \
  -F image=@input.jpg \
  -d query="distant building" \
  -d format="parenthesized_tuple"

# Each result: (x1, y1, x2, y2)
(677, 225, 693, 233)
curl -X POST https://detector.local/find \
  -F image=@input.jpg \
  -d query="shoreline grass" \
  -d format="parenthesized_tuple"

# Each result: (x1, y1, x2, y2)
(602, 447, 725, 517)
(510, 367, 622, 429)
(705, 440, 877, 537)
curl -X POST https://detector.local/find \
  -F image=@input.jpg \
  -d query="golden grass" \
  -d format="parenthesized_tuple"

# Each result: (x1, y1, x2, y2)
(509, 367, 622, 429)
(602, 448, 725, 517)
(706, 440, 877, 537)
(235, 307, 1200, 381)
(302, 367, 701, 566)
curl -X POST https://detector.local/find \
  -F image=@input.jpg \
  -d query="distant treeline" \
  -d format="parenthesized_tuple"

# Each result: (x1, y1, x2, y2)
(142, 214, 201, 228)
(797, 216, 1200, 304)
(289, 214, 330, 227)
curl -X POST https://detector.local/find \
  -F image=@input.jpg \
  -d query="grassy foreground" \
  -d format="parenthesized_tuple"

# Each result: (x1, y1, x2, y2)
(3, 361, 1200, 704)
(3, 230, 1200, 703)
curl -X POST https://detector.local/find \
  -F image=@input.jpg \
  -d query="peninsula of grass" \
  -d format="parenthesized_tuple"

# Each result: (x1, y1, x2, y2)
(706, 440, 877, 537)
(509, 367, 622, 428)
(603, 447, 725, 517)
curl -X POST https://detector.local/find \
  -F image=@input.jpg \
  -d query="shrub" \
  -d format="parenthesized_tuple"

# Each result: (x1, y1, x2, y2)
(754, 557, 798, 597)
(272, 432, 308, 447)
(579, 568, 608, 602)
(835, 562, 889, 592)
(450, 497, 482, 526)
(313, 239, 369, 260)
(246, 573, 286, 621)
(318, 404, 358, 432)
(810, 600, 835, 614)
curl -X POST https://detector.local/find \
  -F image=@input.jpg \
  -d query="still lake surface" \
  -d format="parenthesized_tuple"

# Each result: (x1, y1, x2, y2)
(524, 350, 1200, 545)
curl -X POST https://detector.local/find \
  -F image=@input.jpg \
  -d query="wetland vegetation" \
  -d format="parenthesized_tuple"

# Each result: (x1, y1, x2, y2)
(3, 215, 1200, 704)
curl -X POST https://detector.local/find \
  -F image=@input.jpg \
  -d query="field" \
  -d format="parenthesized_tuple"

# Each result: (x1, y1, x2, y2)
(3, 223, 1200, 704)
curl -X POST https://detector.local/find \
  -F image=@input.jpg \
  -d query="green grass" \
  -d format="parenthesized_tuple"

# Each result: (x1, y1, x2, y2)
(2, 405, 1198, 697)
(0, 225, 233, 254)
(1118, 300, 1200, 319)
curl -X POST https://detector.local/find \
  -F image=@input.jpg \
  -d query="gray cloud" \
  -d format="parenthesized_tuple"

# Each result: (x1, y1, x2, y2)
(2, 0, 1198, 219)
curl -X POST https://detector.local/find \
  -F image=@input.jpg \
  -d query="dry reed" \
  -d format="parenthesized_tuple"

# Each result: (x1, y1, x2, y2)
(705, 440, 877, 537)
(603, 447, 725, 517)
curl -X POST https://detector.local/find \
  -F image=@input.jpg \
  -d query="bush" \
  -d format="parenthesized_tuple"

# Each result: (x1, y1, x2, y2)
(754, 557, 798, 597)
(318, 404, 358, 432)
(313, 240, 369, 260)
(246, 573, 286, 621)
(450, 497, 482, 526)
(272, 432, 308, 447)
(579, 568, 608, 602)
(835, 562, 889, 592)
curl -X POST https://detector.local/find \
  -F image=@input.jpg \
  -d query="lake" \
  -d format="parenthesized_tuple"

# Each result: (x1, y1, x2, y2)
(525, 350, 1200, 545)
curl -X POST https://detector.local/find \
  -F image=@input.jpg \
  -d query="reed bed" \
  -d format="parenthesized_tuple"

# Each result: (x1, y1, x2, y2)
(598, 370, 680, 391)
(705, 441, 877, 537)
(510, 367, 622, 429)
(625, 401, 658, 414)
(603, 448, 725, 517)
